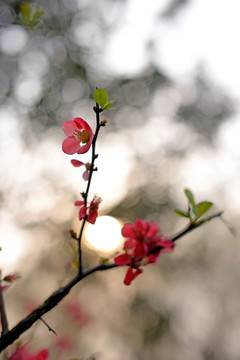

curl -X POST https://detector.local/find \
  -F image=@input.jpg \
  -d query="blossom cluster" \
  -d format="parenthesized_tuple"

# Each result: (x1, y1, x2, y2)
(114, 219, 175, 285)
(62, 117, 93, 181)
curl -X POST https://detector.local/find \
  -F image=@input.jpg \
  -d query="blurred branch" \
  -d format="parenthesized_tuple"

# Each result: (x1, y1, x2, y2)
(0, 211, 223, 351)
(0, 274, 9, 335)
(170, 211, 224, 242)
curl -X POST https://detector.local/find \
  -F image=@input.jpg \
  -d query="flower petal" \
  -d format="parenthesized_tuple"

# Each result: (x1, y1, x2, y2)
(114, 253, 131, 266)
(75, 201, 85, 206)
(121, 224, 136, 239)
(82, 169, 90, 181)
(123, 238, 136, 250)
(146, 221, 159, 238)
(62, 120, 78, 136)
(71, 159, 85, 167)
(76, 140, 92, 155)
(62, 137, 80, 155)
(87, 209, 98, 224)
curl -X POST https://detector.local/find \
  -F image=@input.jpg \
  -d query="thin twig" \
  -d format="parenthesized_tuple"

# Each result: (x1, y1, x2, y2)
(170, 211, 224, 242)
(77, 102, 102, 275)
(39, 317, 57, 336)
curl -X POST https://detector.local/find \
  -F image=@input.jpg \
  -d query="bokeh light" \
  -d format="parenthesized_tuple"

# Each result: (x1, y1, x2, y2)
(85, 216, 123, 254)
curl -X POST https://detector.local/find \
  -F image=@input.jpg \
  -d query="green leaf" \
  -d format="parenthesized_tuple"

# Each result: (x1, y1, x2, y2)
(19, 3, 44, 27)
(174, 209, 190, 218)
(33, 8, 44, 20)
(102, 100, 115, 110)
(94, 89, 108, 108)
(184, 188, 195, 208)
(195, 201, 213, 218)
(20, 2, 31, 21)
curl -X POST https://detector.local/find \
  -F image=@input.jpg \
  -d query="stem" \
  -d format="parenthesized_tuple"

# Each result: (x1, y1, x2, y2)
(77, 103, 102, 274)
(170, 211, 224, 242)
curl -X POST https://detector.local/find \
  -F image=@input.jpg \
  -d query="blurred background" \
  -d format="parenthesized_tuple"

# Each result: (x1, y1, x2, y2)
(1, 0, 240, 359)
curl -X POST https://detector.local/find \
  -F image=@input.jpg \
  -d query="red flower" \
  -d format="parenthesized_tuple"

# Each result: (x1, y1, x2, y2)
(114, 219, 174, 285)
(25, 349, 49, 360)
(62, 117, 93, 155)
(9, 347, 49, 360)
(75, 195, 102, 224)
(71, 159, 91, 181)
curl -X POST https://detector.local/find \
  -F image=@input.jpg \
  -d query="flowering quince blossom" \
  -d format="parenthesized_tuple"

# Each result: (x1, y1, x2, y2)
(71, 159, 91, 181)
(114, 218, 175, 285)
(62, 117, 93, 155)
(75, 195, 102, 224)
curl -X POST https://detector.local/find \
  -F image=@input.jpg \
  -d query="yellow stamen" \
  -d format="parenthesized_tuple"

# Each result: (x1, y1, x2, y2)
(74, 130, 90, 144)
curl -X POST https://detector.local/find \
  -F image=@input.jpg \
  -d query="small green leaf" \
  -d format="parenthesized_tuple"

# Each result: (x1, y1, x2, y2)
(102, 100, 115, 110)
(19, 3, 44, 27)
(20, 2, 31, 21)
(174, 209, 190, 218)
(195, 201, 213, 218)
(32, 8, 44, 20)
(184, 189, 195, 208)
(94, 89, 108, 108)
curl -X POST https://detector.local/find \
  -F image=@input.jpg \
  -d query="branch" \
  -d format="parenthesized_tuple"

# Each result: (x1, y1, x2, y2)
(0, 263, 117, 352)
(0, 212, 223, 351)
(170, 211, 224, 242)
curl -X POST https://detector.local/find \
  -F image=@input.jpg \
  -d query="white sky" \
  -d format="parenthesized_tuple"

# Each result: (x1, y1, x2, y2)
(103, 0, 240, 98)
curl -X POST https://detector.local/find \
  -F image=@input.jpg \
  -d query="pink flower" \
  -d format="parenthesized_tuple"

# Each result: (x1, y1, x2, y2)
(1, 285, 9, 291)
(114, 218, 174, 285)
(9, 345, 28, 360)
(71, 159, 91, 181)
(9, 347, 49, 360)
(54, 335, 74, 353)
(64, 300, 90, 327)
(62, 117, 93, 155)
(75, 195, 102, 224)
(25, 349, 49, 360)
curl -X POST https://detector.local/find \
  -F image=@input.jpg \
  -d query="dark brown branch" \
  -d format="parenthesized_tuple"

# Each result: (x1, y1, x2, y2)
(0, 263, 117, 352)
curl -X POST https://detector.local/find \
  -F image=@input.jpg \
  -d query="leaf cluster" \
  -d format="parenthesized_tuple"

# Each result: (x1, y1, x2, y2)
(19, 2, 44, 27)
(94, 89, 115, 111)
(175, 189, 213, 222)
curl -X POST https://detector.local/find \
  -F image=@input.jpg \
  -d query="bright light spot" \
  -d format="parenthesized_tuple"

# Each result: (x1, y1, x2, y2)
(0, 216, 25, 272)
(85, 216, 123, 254)
(14, 76, 42, 105)
(0, 25, 28, 55)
